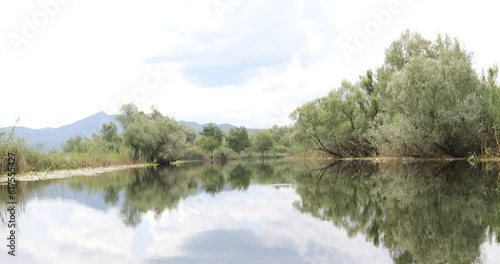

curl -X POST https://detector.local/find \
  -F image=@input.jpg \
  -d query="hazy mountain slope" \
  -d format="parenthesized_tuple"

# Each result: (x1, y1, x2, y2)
(1, 112, 261, 151)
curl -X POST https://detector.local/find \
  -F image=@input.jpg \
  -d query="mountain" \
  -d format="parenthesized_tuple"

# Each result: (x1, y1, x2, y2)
(1, 112, 261, 151)
(1, 111, 119, 151)
(178, 121, 261, 133)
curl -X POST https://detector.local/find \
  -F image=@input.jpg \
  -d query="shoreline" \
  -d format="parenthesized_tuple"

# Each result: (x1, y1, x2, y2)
(0, 164, 153, 184)
(288, 156, 500, 162)
(2, 157, 500, 184)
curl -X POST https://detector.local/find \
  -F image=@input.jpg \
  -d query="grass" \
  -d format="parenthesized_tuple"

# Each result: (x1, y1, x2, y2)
(1, 149, 135, 176)
(24, 152, 135, 171)
(1, 131, 135, 176)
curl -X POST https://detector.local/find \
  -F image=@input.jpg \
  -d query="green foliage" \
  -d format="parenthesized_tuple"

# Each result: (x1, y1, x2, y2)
(383, 30, 435, 72)
(117, 104, 192, 164)
(372, 34, 482, 157)
(291, 30, 500, 158)
(253, 131, 274, 157)
(0, 126, 45, 174)
(226, 126, 251, 154)
(184, 146, 207, 161)
(198, 123, 224, 158)
(116, 103, 140, 129)
(200, 123, 224, 143)
(198, 136, 220, 159)
(291, 77, 376, 157)
(97, 122, 122, 152)
(480, 64, 500, 155)
(273, 145, 289, 154)
(0, 126, 133, 175)
(62, 135, 85, 153)
(269, 125, 293, 148)
(213, 146, 238, 161)
(98, 122, 119, 143)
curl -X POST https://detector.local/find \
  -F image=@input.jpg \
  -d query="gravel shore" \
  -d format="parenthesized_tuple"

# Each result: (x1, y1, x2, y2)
(0, 164, 150, 183)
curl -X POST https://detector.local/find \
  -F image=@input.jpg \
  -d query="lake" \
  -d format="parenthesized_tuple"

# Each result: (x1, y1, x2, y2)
(1, 160, 500, 263)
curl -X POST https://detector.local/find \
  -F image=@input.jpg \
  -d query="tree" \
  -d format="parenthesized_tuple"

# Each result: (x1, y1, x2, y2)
(253, 131, 274, 157)
(199, 123, 224, 159)
(117, 104, 192, 164)
(371, 33, 482, 157)
(116, 103, 140, 129)
(480, 64, 500, 155)
(98, 122, 120, 143)
(62, 135, 85, 153)
(290, 78, 376, 157)
(226, 126, 251, 154)
(269, 125, 293, 148)
(291, 30, 493, 158)
(98, 122, 121, 152)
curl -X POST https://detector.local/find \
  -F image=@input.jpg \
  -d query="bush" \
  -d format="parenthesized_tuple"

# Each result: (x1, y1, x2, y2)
(184, 146, 207, 161)
(274, 145, 290, 154)
(214, 146, 238, 160)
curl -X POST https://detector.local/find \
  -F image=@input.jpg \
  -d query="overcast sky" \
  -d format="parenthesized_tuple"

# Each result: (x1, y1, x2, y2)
(1, 0, 499, 129)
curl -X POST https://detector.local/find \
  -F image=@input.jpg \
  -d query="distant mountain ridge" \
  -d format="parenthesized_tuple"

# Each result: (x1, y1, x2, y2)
(178, 121, 261, 133)
(0, 112, 261, 151)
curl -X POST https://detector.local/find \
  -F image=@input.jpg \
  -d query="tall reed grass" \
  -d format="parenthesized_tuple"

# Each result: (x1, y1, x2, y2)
(1, 128, 135, 176)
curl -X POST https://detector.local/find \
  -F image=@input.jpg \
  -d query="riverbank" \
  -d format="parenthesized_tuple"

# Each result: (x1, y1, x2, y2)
(0, 163, 153, 183)
(337, 156, 500, 162)
(3, 155, 500, 184)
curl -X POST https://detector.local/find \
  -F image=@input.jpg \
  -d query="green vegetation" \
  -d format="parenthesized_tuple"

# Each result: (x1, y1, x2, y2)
(1, 103, 289, 175)
(253, 131, 274, 157)
(198, 123, 224, 159)
(116, 104, 194, 164)
(0, 124, 133, 175)
(226, 127, 251, 154)
(108, 104, 291, 162)
(292, 30, 500, 158)
(5, 30, 500, 176)
(291, 77, 376, 157)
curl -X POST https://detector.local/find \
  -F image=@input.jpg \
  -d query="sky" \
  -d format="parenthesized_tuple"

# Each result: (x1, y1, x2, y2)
(1, 0, 499, 129)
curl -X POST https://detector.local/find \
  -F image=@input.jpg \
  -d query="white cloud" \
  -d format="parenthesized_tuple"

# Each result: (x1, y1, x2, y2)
(0, 0, 499, 129)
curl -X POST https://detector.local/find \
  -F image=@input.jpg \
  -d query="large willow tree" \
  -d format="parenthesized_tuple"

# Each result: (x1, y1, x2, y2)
(291, 74, 378, 157)
(291, 30, 500, 158)
(117, 103, 195, 164)
(372, 31, 483, 157)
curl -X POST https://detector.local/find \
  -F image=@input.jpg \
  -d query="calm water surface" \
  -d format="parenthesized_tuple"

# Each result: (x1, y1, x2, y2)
(1, 161, 500, 264)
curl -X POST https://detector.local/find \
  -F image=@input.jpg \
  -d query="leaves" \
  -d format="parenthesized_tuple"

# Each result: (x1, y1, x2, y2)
(253, 131, 274, 156)
(117, 104, 191, 164)
(292, 30, 495, 158)
(291, 77, 376, 157)
(226, 127, 251, 154)
(199, 124, 224, 158)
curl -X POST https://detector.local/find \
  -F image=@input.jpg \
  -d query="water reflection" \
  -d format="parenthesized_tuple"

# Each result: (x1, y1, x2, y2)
(0, 160, 499, 263)
(294, 161, 500, 264)
(228, 164, 252, 191)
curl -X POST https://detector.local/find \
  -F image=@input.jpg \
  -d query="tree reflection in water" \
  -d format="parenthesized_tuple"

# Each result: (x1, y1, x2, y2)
(1, 160, 499, 264)
(294, 161, 500, 264)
